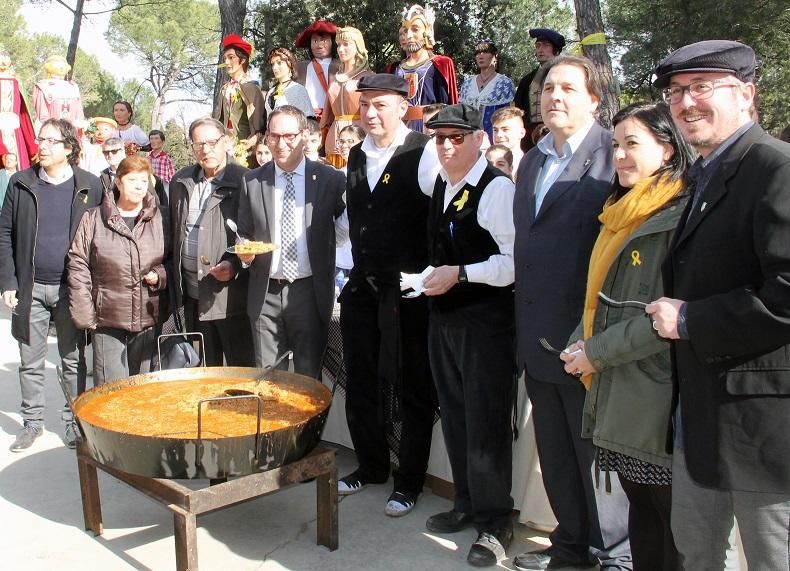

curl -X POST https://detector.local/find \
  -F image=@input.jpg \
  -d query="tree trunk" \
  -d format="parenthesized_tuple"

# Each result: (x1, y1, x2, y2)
(574, 0, 619, 128)
(65, 0, 86, 79)
(213, 0, 248, 115)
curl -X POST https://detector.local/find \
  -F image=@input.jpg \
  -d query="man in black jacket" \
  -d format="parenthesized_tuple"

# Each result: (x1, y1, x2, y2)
(0, 118, 103, 452)
(648, 40, 790, 570)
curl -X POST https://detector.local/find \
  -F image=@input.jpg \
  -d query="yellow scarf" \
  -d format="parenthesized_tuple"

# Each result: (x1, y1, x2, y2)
(580, 174, 684, 389)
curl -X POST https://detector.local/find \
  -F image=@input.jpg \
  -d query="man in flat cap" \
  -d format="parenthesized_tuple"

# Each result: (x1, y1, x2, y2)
(514, 28, 565, 150)
(294, 20, 340, 123)
(338, 73, 440, 518)
(385, 5, 458, 132)
(214, 34, 266, 158)
(420, 104, 517, 567)
(646, 39, 790, 569)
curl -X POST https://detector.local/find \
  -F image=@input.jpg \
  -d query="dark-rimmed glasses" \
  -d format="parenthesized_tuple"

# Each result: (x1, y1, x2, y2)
(34, 137, 65, 146)
(102, 148, 124, 157)
(191, 137, 223, 151)
(433, 132, 473, 146)
(662, 80, 739, 105)
(266, 132, 302, 145)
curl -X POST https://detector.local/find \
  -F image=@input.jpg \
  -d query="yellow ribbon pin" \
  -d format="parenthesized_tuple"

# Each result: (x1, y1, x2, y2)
(631, 250, 642, 266)
(381, 173, 391, 185)
(453, 189, 469, 212)
(82, 194, 88, 204)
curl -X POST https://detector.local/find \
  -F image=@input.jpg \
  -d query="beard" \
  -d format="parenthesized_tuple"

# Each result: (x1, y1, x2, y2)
(404, 40, 425, 53)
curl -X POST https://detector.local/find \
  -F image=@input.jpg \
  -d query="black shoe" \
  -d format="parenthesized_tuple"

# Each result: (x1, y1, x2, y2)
(384, 490, 418, 517)
(63, 421, 79, 449)
(426, 509, 474, 533)
(466, 527, 513, 567)
(10, 425, 43, 452)
(513, 550, 596, 571)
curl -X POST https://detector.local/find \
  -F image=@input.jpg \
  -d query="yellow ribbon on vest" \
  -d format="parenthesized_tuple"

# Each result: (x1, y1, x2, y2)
(453, 189, 469, 212)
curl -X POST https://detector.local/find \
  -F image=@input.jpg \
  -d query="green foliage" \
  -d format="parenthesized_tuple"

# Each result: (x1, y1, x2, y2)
(163, 118, 194, 170)
(106, 0, 220, 126)
(607, 0, 790, 134)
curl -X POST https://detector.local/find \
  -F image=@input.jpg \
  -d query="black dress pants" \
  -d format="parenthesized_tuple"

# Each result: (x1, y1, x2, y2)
(428, 298, 516, 531)
(340, 279, 436, 494)
(184, 296, 254, 367)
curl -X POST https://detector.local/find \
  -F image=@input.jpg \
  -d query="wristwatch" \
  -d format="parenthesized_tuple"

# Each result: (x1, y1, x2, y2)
(458, 265, 468, 283)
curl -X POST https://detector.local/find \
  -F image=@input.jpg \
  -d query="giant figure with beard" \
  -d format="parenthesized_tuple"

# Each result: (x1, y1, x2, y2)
(386, 5, 458, 132)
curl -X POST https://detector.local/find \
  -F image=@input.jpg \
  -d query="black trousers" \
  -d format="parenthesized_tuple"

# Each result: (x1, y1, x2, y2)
(618, 476, 679, 571)
(340, 280, 436, 494)
(428, 299, 516, 531)
(184, 296, 255, 367)
(527, 377, 632, 569)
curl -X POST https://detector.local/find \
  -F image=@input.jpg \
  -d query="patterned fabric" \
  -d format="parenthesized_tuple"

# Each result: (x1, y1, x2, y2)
(149, 150, 175, 183)
(598, 447, 672, 486)
(281, 172, 298, 281)
(459, 73, 515, 141)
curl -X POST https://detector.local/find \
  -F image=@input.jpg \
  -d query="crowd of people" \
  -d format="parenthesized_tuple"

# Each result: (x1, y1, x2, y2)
(1, 5, 790, 571)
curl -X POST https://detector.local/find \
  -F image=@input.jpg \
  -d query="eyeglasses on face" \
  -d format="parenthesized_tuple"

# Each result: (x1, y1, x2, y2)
(266, 132, 301, 145)
(102, 148, 123, 156)
(433, 132, 473, 146)
(191, 137, 223, 151)
(662, 80, 739, 105)
(34, 137, 65, 146)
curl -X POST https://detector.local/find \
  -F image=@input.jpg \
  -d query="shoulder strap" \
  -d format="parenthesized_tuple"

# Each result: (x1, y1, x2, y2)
(311, 59, 330, 94)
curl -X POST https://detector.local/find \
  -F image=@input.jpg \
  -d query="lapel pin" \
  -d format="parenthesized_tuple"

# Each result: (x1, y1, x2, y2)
(583, 159, 592, 167)
(312, 174, 317, 181)
(700, 201, 707, 212)
(382, 173, 391, 185)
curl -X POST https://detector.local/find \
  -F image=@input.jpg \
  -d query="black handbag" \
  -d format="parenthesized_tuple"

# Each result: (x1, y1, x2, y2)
(152, 268, 203, 371)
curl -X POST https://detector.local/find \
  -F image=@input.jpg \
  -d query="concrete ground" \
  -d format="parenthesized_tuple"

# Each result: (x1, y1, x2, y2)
(0, 306, 550, 571)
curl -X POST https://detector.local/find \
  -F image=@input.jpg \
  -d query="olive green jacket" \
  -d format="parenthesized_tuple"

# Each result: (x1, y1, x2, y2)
(568, 195, 688, 468)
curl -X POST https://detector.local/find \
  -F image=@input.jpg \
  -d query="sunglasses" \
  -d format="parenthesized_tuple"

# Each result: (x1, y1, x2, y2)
(102, 148, 124, 156)
(433, 132, 473, 146)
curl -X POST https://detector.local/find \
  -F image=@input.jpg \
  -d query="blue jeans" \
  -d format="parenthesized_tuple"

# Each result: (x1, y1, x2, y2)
(17, 282, 86, 428)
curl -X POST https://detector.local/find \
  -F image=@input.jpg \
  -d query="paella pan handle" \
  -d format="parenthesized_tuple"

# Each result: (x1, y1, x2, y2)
(196, 394, 265, 468)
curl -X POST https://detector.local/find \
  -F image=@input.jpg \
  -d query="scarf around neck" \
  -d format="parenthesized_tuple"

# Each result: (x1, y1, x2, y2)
(579, 173, 684, 389)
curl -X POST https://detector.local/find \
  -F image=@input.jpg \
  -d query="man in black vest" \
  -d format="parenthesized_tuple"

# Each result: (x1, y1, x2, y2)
(421, 104, 517, 567)
(339, 73, 440, 517)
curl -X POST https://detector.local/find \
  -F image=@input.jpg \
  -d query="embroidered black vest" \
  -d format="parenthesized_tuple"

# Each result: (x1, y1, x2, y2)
(428, 163, 512, 310)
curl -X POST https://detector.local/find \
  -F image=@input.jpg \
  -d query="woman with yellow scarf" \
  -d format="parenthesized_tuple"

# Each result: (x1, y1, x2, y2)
(560, 103, 694, 571)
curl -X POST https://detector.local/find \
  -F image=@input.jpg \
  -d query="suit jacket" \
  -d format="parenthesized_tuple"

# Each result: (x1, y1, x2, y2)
(513, 121, 614, 384)
(664, 124, 790, 493)
(237, 158, 346, 327)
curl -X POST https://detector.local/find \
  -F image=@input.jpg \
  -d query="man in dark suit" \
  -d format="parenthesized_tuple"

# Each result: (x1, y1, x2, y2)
(647, 40, 790, 570)
(512, 55, 631, 571)
(236, 105, 347, 378)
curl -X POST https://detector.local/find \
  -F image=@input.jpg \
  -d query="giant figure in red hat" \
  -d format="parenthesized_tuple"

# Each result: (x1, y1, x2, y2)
(385, 5, 458, 132)
(294, 20, 340, 123)
(0, 50, 36, 171)
(213, 34, 266, 155)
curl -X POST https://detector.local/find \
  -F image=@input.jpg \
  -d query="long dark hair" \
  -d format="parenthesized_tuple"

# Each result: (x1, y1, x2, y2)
(609, 102, 695, 202)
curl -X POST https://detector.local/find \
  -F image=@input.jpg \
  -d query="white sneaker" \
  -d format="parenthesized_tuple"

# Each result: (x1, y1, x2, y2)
(384, 491, 417, 517)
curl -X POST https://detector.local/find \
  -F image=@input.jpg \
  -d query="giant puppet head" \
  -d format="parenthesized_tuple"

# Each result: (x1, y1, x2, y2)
(43, 54, 71, 79)
(399, 5, 436, 54)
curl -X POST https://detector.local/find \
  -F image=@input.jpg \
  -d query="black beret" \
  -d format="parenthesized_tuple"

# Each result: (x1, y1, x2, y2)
(425, 104, 482, 131)
(356, 73, 409, 97)
(653, 40, 756, 88)
(529, 28, 565, 51)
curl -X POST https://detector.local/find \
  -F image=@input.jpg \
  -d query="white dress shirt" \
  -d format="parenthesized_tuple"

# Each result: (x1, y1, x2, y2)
(305, 57, 332, 111)
(360, 123, 440, 194)
(39, 164, 74, 184)
(437, 154, 515, 287)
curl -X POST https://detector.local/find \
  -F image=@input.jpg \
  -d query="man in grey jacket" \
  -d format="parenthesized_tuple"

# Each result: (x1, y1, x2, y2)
(169, 117, 254, 367)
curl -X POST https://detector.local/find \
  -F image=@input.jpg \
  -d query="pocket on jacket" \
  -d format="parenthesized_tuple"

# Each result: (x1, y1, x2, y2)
(726, 370, 790, 395)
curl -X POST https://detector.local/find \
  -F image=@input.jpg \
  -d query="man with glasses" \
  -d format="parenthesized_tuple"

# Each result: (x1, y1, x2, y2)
(101, 137, 167, 205)
(234, 105, 347, 377)
(647, 40, 790, 569)
(512, 56, 630, 571)
(420, 104, 516, 567)
(169, 117, 254, 367)
(0, 118, 102, 451)
(338, 73, 440, 517)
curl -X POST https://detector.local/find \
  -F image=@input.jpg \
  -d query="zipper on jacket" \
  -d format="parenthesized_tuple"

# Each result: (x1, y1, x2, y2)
(16, 180, 40, 288)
